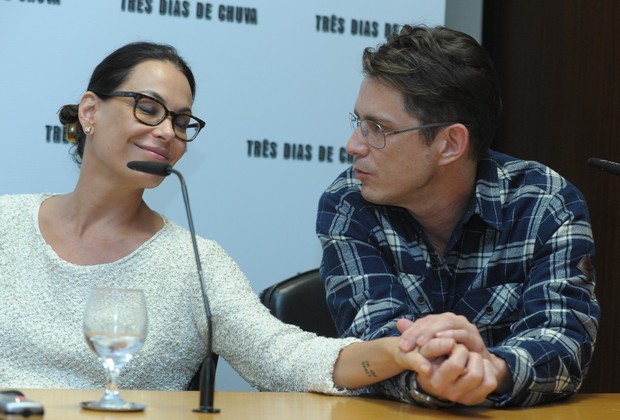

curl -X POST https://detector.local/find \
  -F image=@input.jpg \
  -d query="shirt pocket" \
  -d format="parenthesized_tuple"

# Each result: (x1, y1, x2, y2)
(453, 283, 522, 328)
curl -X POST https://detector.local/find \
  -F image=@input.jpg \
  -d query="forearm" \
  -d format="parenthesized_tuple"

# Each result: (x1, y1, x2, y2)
(490, 337, 592, 407)
(332, 337, 406, 389)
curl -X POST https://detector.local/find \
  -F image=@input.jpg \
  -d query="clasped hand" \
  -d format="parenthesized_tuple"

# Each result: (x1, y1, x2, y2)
(393, 313, 511, 406)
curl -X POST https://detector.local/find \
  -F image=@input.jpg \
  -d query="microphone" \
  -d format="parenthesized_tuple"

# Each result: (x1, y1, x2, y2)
(127, 161, 220, 413)
(127, 160, 173, 176)
(587, 157, 620, 176)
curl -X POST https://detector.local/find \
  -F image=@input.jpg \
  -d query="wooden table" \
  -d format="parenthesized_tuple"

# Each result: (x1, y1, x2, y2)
(11, 389, 620, 419)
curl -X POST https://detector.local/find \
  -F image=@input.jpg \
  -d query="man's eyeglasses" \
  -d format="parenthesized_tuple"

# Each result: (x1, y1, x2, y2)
(349, 112, 457, 149)
(94, 91, 205, 142)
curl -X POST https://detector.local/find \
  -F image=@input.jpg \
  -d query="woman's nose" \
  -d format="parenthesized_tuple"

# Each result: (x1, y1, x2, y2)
(154, 116, 177, 140)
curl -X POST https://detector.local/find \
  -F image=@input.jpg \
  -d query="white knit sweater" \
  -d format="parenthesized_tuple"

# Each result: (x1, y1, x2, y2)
(0, 193, 358, 393)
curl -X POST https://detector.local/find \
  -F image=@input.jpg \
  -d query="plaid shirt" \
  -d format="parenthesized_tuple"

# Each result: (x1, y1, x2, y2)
(316, 150, 600, 407)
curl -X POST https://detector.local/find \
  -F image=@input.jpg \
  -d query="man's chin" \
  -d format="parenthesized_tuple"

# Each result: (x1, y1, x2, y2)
(360, 186, 384, 205)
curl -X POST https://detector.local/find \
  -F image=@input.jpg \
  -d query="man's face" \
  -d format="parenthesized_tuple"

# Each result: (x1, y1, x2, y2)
(347, 77, 441, 209)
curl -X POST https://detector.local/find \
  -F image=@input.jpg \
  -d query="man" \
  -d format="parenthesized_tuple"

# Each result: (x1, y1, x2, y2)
(316, 24, 599, 408)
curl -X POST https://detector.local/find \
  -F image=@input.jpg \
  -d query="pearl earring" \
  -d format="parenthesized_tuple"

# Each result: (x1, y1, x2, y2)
(84, 126, 93, 134)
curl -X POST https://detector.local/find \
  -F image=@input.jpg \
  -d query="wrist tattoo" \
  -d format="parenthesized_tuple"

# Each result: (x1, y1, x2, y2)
(361, 360, 378, 378)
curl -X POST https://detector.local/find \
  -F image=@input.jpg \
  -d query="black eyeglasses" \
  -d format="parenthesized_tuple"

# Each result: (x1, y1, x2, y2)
(349, 112, 457, 149)
(94, 91, 205, 142)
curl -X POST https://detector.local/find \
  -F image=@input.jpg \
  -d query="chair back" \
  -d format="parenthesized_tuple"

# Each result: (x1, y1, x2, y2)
(259, 268, 338, 338)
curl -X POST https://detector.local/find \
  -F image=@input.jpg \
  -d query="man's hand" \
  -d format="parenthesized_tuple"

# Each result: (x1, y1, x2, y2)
(397, 313, 480, 351)
(397, 314, 513, 404)
(415, 342, 500, 405)
(393, 336, 455, 376)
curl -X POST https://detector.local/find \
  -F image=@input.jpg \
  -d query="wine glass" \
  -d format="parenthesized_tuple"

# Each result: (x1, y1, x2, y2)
(81, 287, 148, 412)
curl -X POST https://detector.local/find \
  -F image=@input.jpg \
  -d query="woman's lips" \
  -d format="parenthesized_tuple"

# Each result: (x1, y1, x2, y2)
(138, 145, 169, 161)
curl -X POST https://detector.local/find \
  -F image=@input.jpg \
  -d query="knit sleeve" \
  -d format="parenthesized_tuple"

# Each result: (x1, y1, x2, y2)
(190, 238, 361, 394)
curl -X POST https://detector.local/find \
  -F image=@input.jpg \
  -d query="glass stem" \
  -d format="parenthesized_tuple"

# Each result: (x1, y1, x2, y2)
(103, 365, 122, 401)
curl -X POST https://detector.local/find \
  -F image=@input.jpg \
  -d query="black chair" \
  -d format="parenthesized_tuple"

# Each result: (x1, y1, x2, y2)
(259, 268, 338, 338)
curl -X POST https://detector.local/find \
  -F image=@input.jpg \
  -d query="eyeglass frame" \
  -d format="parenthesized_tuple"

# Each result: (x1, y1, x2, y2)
(349, 112, 459, 149)
(93, 90, 205, 142)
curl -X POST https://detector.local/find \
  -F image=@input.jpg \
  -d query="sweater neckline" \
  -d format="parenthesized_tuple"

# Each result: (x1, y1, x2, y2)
(32, 193, 170, 268)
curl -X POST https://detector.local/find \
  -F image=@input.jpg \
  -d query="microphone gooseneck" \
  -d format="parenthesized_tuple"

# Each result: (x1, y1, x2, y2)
(127, 161, 220, 413)
(587, 157, 620, 176)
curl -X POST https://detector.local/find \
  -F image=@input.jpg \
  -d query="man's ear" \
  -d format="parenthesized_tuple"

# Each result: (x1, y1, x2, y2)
(78, 91, 98, 128)
(436, 123, 470, 166)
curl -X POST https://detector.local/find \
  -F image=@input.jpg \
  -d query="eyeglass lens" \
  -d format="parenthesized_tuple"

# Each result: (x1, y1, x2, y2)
(135, 96, 201, 141)
(350, 114, 385, 148)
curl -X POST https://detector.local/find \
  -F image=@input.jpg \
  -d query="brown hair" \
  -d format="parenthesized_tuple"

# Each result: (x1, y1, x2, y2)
(362, 25, 502, 161)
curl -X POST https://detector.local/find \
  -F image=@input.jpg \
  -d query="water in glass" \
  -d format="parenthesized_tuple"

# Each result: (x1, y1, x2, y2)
(81, 287, 148, 412)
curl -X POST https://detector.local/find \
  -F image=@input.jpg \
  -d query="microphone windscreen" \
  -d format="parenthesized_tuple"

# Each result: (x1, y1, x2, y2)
(587, 157, 620, 176)
(127, 161, 172, 176)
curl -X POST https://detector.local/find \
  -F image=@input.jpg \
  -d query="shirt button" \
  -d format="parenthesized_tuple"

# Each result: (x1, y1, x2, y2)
(485, 305, 494, 315)
(416, 296, 426, 305)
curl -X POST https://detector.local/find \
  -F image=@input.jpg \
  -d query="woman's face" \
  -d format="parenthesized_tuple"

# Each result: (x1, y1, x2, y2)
(81, 59, 194, 188)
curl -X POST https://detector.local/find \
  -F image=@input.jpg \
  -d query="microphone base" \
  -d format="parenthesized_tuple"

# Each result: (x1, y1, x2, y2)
(195, 355, 219, 414)
(193, 407, 221, 413)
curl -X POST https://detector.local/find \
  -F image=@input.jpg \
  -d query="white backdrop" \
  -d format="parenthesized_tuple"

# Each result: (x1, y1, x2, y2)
(1, 0, 448, 391)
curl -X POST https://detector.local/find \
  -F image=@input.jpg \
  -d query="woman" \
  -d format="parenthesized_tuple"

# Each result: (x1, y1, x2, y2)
(0, 42, 437, 394)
